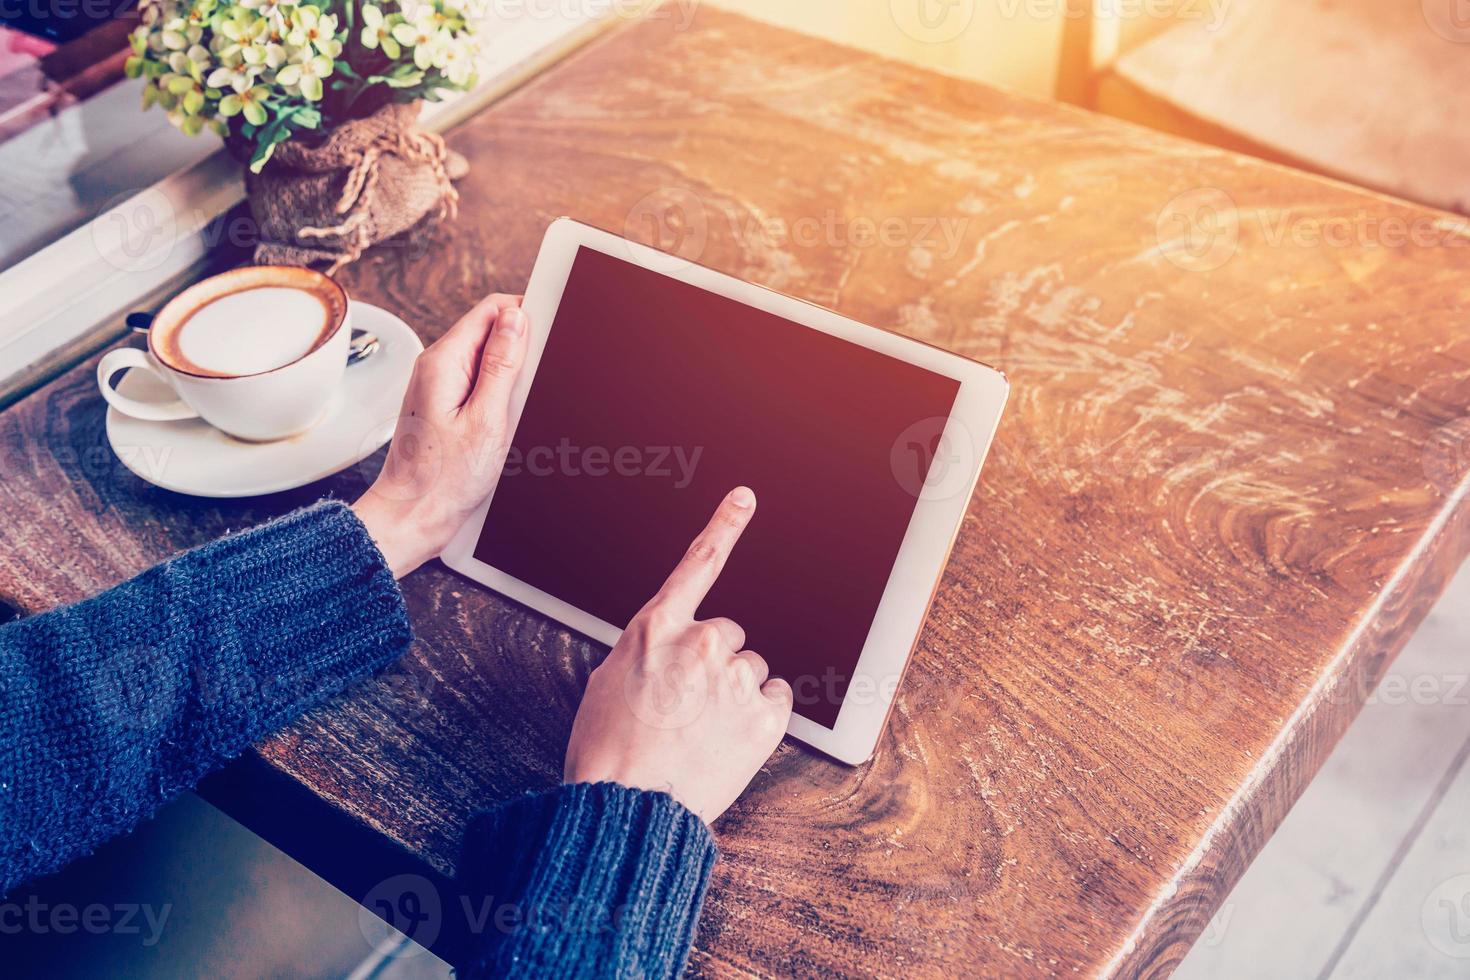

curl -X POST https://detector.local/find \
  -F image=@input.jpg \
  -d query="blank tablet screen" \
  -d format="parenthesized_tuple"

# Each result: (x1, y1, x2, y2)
(474, 246, 960, 728)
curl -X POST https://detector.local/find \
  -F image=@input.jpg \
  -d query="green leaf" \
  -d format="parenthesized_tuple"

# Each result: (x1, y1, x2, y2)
(385, 70, 423, 88)
(253, 111, 293, 151)
(246, 112, 297, 173)
(248, 140, 276, 173)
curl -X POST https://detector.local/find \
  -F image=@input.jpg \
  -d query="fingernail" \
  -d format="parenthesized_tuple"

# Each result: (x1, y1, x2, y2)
(730, 486, 755, 508)
(499, 307, 525, 338)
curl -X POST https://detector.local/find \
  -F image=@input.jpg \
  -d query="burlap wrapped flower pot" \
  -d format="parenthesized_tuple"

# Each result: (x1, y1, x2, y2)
(234, 101, 460, 272)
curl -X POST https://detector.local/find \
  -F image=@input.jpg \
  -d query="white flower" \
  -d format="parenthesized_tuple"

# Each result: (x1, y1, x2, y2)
(238, 0, 294, 28)
(286, 6, 341, 57)
(359, 4, 401, 59)
(438, 36, 475, 85)
(218, 84, 270, 125)
(239, 39, 288, 69)
(275, 52, 332, 101)
(206, 63, 254, 94)
(391, 9, 451, 71)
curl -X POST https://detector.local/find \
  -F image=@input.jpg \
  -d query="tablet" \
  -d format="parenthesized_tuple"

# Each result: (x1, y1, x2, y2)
(442, 218, 1007, 764)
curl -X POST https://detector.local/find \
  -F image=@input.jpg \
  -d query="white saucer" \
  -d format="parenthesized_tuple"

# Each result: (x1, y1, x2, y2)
(106, 301, 424, 498)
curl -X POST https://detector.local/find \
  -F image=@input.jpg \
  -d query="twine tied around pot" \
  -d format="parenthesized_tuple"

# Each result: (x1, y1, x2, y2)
(240, 101, 460, 273)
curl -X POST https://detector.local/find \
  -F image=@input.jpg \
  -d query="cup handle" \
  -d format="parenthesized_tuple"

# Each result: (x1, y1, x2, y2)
(97, 348, 199, 422)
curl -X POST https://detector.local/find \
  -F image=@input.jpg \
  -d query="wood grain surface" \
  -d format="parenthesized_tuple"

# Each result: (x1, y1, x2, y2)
(4, 8, 1470, 977)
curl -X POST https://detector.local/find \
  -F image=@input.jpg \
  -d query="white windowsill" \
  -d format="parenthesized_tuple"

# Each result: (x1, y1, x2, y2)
(0, 6, 621, 397)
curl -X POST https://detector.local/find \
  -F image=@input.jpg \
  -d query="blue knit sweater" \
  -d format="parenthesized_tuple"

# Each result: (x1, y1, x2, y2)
(0, 502, 716, 978)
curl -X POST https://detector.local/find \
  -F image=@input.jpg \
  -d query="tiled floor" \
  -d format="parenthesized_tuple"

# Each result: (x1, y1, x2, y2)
(1176, 557, 1470, 979)
(3, 561, 1467, 978)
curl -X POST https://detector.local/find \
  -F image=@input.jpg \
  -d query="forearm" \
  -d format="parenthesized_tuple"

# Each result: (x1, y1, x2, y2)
(457, 782, 717, 979)
(0, 501, 412, 895)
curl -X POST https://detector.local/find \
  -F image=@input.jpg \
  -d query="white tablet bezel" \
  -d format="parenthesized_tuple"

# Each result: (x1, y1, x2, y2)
(442, 218, 1008, 764)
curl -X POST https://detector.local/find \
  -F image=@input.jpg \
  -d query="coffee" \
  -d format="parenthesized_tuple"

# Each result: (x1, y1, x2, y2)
(152, 267, 347, 379)
(99, 265, 353, 441)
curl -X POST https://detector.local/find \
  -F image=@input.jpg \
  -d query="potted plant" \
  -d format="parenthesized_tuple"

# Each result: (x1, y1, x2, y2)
(126, 0, 483, 269)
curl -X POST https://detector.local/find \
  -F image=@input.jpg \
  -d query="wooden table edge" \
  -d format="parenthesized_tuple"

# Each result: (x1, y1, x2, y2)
(1107, 481, 1470, 977)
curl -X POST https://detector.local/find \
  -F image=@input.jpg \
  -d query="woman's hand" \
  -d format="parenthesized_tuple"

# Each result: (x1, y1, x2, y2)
(563, 487, 794, 824)
(353, 293, 529, 577)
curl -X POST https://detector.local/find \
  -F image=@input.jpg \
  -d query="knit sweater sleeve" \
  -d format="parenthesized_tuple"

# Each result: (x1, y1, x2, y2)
(456, 782, 718, 979)
(0, 500, 412, 895)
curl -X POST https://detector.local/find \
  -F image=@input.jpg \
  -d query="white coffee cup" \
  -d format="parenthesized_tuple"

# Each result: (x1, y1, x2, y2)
(98, 266, 351, 442)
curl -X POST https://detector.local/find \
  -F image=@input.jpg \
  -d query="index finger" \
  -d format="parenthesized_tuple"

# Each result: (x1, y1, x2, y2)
(650, 487, 756, 620)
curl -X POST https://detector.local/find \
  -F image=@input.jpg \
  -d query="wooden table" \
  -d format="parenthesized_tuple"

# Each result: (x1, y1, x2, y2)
(3, 8, 1470, 977)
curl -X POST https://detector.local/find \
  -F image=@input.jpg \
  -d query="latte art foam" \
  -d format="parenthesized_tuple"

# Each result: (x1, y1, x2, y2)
(168, 287, 335, 376)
